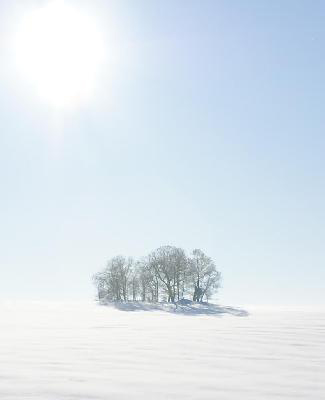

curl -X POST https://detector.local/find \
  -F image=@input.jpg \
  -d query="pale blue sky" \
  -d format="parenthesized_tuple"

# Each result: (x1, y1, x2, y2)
(0, 0, 324, 305)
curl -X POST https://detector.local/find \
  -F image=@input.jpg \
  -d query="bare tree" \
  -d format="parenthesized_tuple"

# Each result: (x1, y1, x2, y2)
(129, 267, 140, 301)
(148, 245, 187, 302)
(136, 259, 159, 302)
(92, 270, 109, 299)
(188, 249, 221, 302)
(93, 256, 133, 301)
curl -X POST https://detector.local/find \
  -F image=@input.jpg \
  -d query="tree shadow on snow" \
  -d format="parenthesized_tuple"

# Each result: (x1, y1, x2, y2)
(100, 299, 248, 317)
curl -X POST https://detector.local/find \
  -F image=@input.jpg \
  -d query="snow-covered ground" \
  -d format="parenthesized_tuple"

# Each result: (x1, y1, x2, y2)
(0, 301, 324, 399)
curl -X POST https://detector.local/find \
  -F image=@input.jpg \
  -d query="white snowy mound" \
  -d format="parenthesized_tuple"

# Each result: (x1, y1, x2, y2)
(99, 298, 249, 316)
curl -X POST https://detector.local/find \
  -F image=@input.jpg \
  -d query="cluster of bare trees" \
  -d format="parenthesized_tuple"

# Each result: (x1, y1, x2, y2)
(93, 246, 221, 303)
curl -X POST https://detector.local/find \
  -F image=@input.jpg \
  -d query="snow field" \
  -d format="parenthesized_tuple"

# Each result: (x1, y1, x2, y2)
(0, 301, 324, 399)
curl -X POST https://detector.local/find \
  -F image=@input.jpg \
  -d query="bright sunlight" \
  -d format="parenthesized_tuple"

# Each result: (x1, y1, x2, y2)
(13, 0, 105, 108)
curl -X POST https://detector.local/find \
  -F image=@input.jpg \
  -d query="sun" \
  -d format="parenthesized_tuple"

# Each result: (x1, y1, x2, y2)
(13, 0, 105, 108)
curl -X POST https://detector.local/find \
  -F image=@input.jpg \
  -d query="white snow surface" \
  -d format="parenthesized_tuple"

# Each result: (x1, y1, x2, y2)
(0, 301, 324, 399)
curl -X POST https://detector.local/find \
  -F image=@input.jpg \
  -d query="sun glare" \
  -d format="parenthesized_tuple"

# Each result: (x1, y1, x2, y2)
(13, 0, 105, 108)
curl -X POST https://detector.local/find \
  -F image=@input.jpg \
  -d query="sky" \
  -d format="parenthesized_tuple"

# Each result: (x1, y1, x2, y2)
(0, 0, 324, 305)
